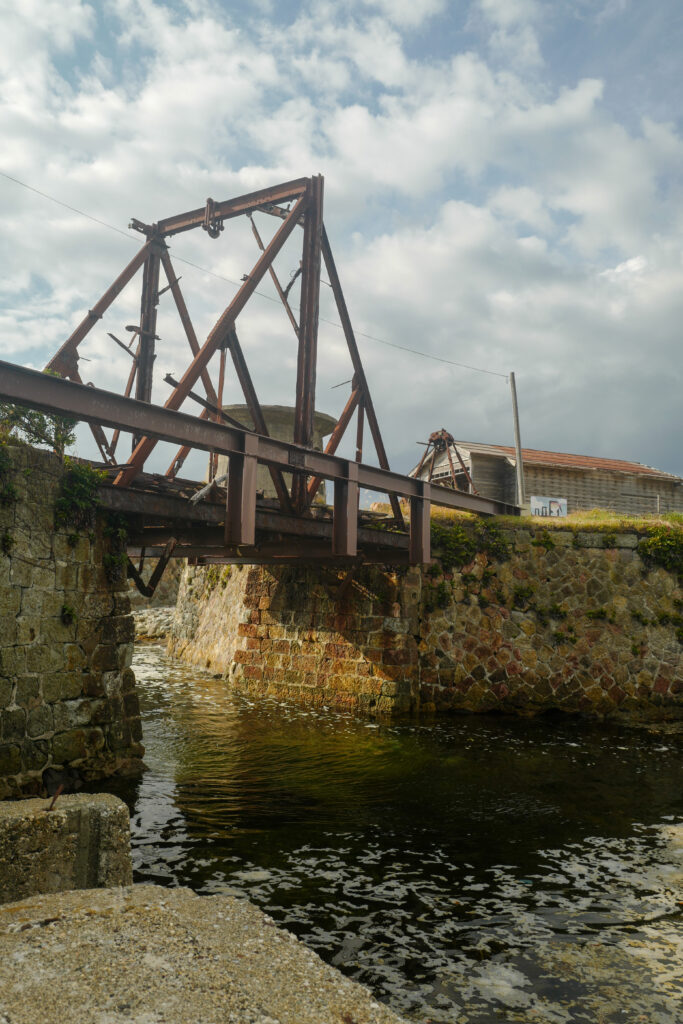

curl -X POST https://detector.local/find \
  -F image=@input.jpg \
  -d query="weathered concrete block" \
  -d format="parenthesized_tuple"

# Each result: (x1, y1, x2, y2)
(0, 793, 132, 904)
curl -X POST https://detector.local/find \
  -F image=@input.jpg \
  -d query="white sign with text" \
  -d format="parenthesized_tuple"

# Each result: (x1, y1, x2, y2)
(530, 495, 567, 518)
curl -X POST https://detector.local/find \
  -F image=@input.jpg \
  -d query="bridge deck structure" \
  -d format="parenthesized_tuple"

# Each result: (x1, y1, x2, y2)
(0, 175, 518, 586)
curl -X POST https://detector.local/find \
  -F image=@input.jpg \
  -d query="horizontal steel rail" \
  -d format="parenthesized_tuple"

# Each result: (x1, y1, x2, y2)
(0, 361, 517, 519)
(154, 179, 310, 237)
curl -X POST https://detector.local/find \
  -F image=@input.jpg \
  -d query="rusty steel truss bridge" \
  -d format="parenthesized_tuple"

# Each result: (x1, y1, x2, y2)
(0, 175, 518, 588)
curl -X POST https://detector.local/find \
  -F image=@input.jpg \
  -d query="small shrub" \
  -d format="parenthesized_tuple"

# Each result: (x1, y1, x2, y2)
(1, 529, 14, 556)
(639, 526, 683, 582)
(532, 530, 555, 551)
(535, 606, 549, 627)
(55, 460, 106, 532)
(512, 584, 534, 609)
(0, 376, 78, 460)
(60, 603, 77, 626)
(586, 608, 608, 621)
(103, 513, 129, 584)
(475, 521, 510, 563)
(430, 520, 476, 572)
(423, 580, 451, 613)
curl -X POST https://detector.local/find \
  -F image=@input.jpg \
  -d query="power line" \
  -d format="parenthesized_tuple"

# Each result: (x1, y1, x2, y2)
(0, 170, 508, 379)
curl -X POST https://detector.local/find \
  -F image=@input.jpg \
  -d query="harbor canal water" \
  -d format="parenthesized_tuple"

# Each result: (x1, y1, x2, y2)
(102, 644, 682, 1024)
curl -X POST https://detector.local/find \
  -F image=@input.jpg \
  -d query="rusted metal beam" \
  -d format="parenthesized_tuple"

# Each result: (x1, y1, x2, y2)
(224, 434, 258, 547)
(333, 460, 358, 557)
(248, 213, 299, 335)
(128, 545, 411, 567)
(124, 514, 410, 551)
(225, 329, 293, 513)
(165, 406, 210, 480)
(209, 344, 227, 481)
(133, 245, 162, 447)
(409, 481, 431, 564)
(127, 538, 177, 597)
(0, 361, 517, 518)
(154, 178, 309, 238)
(115, 190, 309, 486)
(292, 175, 323, 510)
(159, 251, 219, 408)
(355, 399, 365, 463)
(321, 226, 404, 528)
(46, 241, 152, 378)
(110, 339, 139, 456)
(306, 387, 359, 501)
(163, 373, 247, 429)
(67, 366, 116, 465)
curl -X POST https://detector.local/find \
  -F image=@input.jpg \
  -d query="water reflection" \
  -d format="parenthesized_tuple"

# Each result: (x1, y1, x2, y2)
(101, 644, 682, 1023)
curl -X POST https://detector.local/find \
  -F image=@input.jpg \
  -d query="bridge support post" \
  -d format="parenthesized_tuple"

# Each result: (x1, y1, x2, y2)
(224, 434, 258, 547)
(332, 461, 359, 557)
(409, 482, 431, 564)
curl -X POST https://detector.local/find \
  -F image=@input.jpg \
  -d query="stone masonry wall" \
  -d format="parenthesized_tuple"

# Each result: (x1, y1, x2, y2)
(169, 563, 419, 714)
(169, 522, 682, 721)
(0, 446, 144, 798)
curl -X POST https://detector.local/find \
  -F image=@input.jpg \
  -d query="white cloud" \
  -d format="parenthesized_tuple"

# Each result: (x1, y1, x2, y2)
(356, 0, 449, 29)
(0, 0, 681, 477)
(477, 0, 539, 28)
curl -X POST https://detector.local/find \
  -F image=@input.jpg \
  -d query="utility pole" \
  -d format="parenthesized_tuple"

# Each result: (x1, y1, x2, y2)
(509, 371, 526, 509)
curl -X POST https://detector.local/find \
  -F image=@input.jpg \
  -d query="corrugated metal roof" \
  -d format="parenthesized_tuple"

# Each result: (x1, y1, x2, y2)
(453, 442, 681, 481)
(412, 441, 681, 482)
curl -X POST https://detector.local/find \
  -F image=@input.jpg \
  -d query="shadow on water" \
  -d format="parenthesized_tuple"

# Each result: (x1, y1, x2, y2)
(100, 644, 683, 1024)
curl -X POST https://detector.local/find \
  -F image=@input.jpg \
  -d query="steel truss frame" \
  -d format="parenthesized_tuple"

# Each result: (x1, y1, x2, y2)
(2, 176, 520, 570)
(0, 362, 519, 567)
(44, 175, 403, 523)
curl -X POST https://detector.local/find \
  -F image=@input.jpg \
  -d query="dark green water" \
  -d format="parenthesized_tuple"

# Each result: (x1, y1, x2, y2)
(105, 645, 683, 1023)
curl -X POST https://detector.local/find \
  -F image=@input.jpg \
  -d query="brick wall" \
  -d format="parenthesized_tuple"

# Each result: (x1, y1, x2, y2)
(169, 525, 682, 721)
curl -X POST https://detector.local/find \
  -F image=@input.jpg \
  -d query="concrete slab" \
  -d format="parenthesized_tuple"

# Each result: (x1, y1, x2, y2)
(0, 884, 406, 1024)
(0, 793, 132, 904)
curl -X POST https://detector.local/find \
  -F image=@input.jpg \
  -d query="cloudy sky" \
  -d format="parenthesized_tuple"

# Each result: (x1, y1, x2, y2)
(1, 0, 682, 483)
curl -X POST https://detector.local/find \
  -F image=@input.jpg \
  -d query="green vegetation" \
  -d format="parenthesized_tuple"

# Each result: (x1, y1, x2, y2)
(638, 526, 683, 582)
(0, 447, 18, 507)
(512, 584, 534, 609)
(585, 608, 608, 621)
(531, 529, 555, 551)
(1, 529, 14, 556)
(0, 375, 78, 460)
(103, 513, 129, 584)
(204, 565, 233, 595)
(423, 580, 451, 612)
(429, 513, 510, 572)
(55, 459, 106, 531)
(60, 603, 77, 626)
